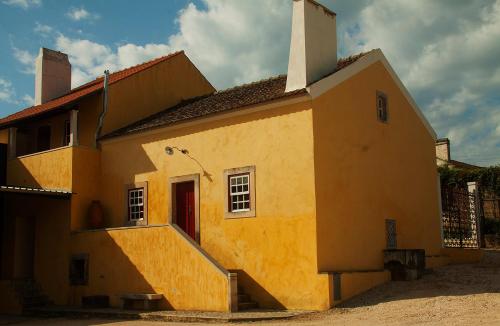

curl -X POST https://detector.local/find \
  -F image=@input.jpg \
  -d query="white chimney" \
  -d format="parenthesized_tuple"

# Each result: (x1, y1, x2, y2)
(436, 138, 451, 166)
(35, 48, 71, 105)
(285, 0, 337, 92)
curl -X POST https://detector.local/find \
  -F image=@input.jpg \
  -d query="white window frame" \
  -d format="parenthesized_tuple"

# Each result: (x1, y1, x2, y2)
(124, 181, 148, 226)
(128, 188, 145, 221)
(224, 166, 256, 219)
(229, 174, 251, 213)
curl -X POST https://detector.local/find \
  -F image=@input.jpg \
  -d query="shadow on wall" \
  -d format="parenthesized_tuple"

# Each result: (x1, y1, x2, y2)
(1, 193, 71, 306)
(69, 229, 171, 310)
(102, 100, 311, 177)
(70, 225, 231, 311)
(230, 269, 285, 310)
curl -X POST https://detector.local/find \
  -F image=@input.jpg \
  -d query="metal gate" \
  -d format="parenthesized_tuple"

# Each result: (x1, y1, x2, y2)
(441, 186, 480, 248)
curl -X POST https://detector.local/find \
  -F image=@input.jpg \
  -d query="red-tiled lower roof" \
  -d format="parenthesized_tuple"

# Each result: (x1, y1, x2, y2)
(0, 51, 184, 128)
(102, 52, 368, 140)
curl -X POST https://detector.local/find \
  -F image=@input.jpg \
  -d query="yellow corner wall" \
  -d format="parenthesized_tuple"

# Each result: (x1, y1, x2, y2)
(313, 61, 442, 272)
(70, 146, 101, 231)
(97, 100, 332, 310)
(75, 94, 102, 147)
(7, 146, 73, 190)
(338, 271, 391, 303)
(101, 53, 215, 135)
(70, 225, 231, 311)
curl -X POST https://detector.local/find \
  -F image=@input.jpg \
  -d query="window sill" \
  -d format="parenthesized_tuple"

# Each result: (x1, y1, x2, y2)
(224, 210, 256, 219)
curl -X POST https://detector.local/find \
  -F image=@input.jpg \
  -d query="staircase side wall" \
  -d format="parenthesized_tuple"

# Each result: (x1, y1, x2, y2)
(70, 225, 232, 311)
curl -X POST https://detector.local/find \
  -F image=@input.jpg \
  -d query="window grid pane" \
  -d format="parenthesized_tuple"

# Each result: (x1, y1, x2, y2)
(377, 94, 387, 122)
(128, 188, 144, 221)
(229, 174, 250, 212)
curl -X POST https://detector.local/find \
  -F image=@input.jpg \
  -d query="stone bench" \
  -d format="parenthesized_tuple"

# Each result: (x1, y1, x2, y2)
(121, 293, 162, 311)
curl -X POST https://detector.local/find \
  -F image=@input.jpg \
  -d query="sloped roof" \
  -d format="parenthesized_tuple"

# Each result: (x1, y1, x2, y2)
(0, 51, 184, 128)
(102, 52, 368, 140)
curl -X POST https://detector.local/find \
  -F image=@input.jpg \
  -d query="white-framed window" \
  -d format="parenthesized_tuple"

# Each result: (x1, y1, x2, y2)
(229, 174, 250, 212)
(125, 181, 148, 226)
(63, 120, 71, 146)
(376, 91, 388, 122)
(224, 166, 256, 219)
(128, 188, 144, 221)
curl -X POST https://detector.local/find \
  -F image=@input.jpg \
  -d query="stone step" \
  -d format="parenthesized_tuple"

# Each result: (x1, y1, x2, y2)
(238, 301, 258, 310)
(238, 294, 250, 302)
(22, 295, 51, 307)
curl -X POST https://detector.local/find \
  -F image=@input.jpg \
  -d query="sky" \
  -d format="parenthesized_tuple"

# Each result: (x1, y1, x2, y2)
(0, 0, 499, 166)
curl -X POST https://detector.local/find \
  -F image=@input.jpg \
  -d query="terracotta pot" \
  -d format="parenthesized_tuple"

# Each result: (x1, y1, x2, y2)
(88, 200, 104, 229)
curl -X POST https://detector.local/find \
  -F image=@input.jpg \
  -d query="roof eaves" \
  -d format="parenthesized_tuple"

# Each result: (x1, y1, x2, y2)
(99, 88, 308, 141)
(0, 51, 185, 128)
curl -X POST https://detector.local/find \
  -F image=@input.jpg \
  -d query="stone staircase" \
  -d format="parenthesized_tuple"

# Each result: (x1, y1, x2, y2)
(11, 279, 52, 310)
(237, 285, 258, 311)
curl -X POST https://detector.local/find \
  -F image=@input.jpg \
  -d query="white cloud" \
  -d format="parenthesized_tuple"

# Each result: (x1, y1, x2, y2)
(0, 78, 18, 104)
(338, 0, 500, 165)
(12, 46, 36, 74)
(0, 78, 34, 106)
(2, 0, 40, 9)
(167, 1, 291, 87)
(34, 22, 53, 37)
(8, 0, 499, 164)
(66, 7, 99, 21)
(22, 94, 34, 106)
(50, 0, 291, 90)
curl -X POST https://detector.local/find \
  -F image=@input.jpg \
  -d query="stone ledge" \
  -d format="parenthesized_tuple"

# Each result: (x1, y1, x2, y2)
(25, 306, 312, 323)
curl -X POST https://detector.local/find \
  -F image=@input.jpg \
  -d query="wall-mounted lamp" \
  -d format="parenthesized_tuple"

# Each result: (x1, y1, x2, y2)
(165, 146, 189, 156)
(165, 145, 213, 182)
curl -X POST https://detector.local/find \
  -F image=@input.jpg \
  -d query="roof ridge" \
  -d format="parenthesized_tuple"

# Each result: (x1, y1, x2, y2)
(211, 51, 371, 95)
(71, 50, 185, 92)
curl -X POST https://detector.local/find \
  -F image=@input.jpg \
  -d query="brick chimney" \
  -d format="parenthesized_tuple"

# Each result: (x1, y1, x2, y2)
(35, 48, 71, 105)
(285, 0, 337, 92)
(436, 138, 450, 166)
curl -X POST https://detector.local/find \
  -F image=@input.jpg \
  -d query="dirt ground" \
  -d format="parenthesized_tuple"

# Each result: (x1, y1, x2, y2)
(2, 250, 499, 326)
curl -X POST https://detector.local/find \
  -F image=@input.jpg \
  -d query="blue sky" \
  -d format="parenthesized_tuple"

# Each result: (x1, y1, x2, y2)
(0, 0, 499, 166)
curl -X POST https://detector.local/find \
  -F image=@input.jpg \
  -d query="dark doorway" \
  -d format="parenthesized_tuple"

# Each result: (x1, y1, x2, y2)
(174, 181, 196, 241)
(37, 126, 51, 152)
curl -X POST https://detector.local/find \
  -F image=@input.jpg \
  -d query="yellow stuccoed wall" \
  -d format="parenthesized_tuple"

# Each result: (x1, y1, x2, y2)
(70, 146, 101, 231)
(313, 61, 443, 272)
(101, 53, 215, 135)
(70, 226, 231, 311)
(1, 56, 449, 312)
(96, 100, 332, 310)
(7, 147, 73, 190)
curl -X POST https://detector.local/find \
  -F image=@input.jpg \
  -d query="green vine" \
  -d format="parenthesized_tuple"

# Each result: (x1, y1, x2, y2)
(438, 165, 500, 195)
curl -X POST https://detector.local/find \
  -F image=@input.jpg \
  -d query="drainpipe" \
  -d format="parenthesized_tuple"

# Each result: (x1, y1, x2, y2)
(94, 70, 110, 148)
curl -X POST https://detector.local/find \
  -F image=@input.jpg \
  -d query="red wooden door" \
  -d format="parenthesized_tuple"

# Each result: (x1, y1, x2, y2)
(175, 181, 195, 240)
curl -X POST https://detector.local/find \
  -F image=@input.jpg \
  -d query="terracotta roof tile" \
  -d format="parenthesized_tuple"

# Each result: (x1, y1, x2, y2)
(102, 51, 369, 140)
(0, 51, 184, 128)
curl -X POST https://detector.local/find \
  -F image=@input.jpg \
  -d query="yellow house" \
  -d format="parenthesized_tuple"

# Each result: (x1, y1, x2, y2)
(0, 0, 447, 313)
